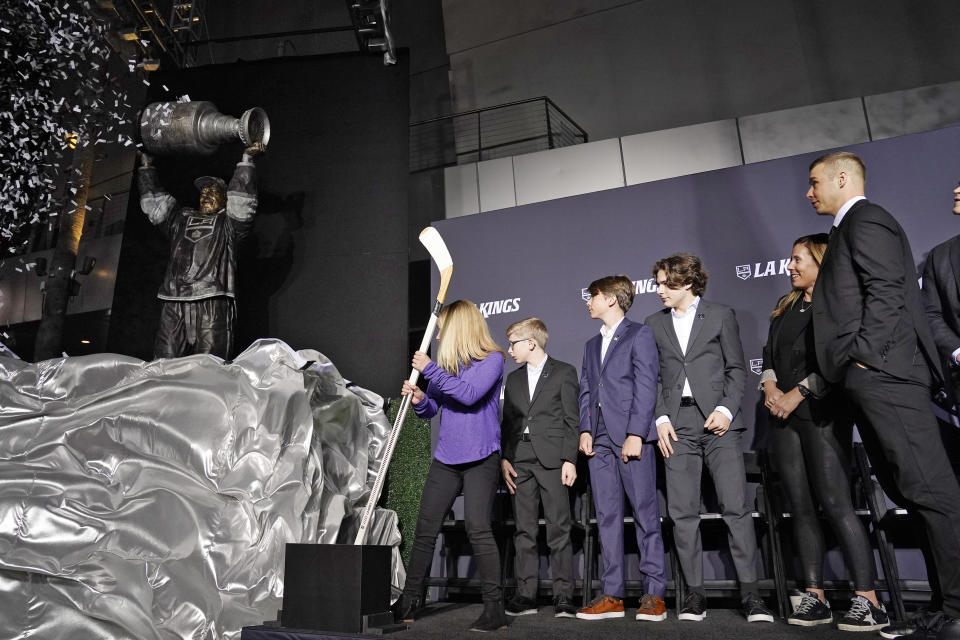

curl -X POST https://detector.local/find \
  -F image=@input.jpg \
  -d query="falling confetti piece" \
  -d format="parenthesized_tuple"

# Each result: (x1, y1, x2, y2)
(0, 0, 140, 255)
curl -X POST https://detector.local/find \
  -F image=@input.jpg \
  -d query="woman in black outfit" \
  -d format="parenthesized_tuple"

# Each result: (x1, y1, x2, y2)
(761, 233, 888, 632)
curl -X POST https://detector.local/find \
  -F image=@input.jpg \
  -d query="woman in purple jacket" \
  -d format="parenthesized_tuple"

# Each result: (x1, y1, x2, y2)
(393, 300, 508, 632)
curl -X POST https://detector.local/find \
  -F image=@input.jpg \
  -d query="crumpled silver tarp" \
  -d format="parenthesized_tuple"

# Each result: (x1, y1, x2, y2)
(0, 339, 403, 639)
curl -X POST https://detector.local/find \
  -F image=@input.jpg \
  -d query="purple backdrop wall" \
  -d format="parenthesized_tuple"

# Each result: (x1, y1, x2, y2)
(433, 125, 960, 452)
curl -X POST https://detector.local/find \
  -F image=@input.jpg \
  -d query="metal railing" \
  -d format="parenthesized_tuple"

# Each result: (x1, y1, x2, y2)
(409, 97, 587, 173)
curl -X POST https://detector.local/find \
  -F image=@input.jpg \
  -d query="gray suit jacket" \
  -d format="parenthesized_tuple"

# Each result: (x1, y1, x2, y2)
(644, 300, 747, 429)
(501, 356, 580, 468)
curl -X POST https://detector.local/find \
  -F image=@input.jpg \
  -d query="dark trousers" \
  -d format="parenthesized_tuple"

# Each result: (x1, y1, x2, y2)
(663, 404, 759, 595)
(845, 365, 960, 617)
(403, 454, 502, 603)
(772, 412, 876, 591)
(511, 440, 574, 599)
(155, 297, 235, 359)
(588, 417, 667, 598)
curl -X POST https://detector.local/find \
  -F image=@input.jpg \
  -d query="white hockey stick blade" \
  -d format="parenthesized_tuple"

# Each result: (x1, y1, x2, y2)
(419, 227, 452, 272)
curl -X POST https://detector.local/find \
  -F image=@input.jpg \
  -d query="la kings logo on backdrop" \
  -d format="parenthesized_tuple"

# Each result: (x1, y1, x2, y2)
(750, 358, 764, 375)
(477, 298, 521, 318)
(736, 258, 790, 280)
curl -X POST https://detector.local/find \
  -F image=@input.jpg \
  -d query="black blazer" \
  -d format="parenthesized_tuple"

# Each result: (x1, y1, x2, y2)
(501, 356, 580, 468)
(762, 301, 830, 423)
(922, 233, 960, 408)
(811, 199, 942, 386)
(922, 233, 960, 365)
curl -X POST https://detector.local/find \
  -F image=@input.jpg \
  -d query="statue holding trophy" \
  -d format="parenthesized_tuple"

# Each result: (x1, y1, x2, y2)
(137, 101, 270, 359)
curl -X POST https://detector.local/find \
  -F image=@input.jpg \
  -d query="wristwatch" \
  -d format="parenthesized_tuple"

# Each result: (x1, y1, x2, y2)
(797, 384, 811, 399)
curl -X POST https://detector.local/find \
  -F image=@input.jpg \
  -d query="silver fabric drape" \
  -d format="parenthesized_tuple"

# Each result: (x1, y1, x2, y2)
(0, 339, 403, 639)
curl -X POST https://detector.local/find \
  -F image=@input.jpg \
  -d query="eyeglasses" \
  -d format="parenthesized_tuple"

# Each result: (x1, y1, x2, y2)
(508, 338, 532, 348)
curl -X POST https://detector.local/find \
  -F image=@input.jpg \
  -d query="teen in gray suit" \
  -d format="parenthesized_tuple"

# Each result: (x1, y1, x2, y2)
(644, 253, 773, 624)
(501, 318, 580, 619)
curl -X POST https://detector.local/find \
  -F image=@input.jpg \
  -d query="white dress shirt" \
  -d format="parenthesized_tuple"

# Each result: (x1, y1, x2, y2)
(656, 296, 733, 425)
(600, 317, 624, 363)
(522, 354, 548, 435)
(526, 354, 547, 402)
(832, 195, 866, 228)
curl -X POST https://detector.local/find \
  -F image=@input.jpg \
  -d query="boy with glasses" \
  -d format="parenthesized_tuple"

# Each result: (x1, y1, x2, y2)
(501, 318, 580, 618)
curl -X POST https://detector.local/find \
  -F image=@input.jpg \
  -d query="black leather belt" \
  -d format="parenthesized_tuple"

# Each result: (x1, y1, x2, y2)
(520, 433, 532, 442)
(679, 396, 696, 407)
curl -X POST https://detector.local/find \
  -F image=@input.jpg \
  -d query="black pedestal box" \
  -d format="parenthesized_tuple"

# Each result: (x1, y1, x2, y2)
(281, 544, 393, 634)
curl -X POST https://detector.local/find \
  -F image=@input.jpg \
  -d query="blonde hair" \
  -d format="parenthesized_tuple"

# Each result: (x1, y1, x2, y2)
(435, 300, 506, 375)
(771, 233, 829, 319)
(506, 317, 549, 349)
(810, 151, 866, 184)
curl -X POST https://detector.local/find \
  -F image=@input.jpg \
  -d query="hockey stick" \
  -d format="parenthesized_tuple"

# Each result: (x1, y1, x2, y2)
(354, 226, 453, 545)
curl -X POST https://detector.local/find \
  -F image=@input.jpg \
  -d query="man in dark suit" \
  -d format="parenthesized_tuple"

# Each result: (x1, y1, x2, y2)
(575, 274, 667, 623)
(501, 317, 579, 619)
(807, 151, 960, 639)
(921, 180, 960, 411)
(645, 253, 773, 624)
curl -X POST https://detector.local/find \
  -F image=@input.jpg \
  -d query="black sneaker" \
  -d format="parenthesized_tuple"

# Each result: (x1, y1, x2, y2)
(880, 611, 954, 639)
(788, 588, 807, 612)
(837, 595, 889, 632)
(470, 602, 509, 632)
(678, 591, 707, 621)
(741, 593, 775, 623)
(553, 595, 577, 618)
(505, 594, 537, 616)
(787, 592, 832, 626)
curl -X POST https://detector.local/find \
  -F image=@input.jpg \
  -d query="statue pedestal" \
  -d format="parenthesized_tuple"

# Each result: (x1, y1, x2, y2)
(281, 543, 398, 634)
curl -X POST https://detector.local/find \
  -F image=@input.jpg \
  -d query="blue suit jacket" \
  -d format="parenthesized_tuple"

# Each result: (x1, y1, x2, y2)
(578, 317, 660, 445)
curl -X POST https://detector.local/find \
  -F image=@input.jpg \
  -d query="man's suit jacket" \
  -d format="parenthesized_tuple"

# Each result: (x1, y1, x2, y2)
(578, 318, 659, 445)
(922, 233, 960, 408)
(922, 233, 960, 366)
(812, 199, 942, 386)
(501, 356, 580, 468)
(644, 300, 747, 429)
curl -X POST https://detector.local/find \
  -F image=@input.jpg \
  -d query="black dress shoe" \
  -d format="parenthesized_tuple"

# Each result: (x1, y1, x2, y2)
(937, 617, 960, 640)
(392, 593, 422, 623)
(470, 602, 508, 632)
(882, 612, 958, 640)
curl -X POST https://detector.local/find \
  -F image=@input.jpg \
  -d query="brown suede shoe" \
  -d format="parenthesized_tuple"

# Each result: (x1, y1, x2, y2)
(635, 594, 668, 621)
(576, 594, 625, 620)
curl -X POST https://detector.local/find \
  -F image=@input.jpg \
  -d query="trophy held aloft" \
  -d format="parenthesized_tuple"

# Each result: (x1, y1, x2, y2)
(140, 100, 270, 155)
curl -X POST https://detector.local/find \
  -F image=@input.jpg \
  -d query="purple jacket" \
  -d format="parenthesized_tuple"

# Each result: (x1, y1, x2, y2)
(413, 353, 504, 464)
(578, 317, 660, 445)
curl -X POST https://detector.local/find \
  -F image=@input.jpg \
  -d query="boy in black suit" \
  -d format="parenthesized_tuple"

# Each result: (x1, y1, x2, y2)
(501, 318, 580, 618)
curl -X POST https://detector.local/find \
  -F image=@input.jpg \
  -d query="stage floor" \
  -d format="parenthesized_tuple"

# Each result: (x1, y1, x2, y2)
(390, 601, 879, 640)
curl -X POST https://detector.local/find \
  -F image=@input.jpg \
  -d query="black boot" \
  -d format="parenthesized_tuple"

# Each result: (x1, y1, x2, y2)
(392, 593, 422, 623)
(470, 601, 508, 632)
